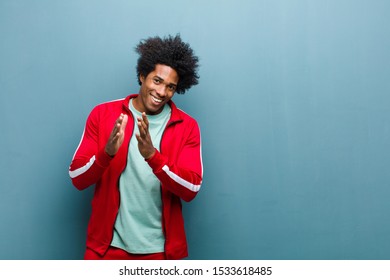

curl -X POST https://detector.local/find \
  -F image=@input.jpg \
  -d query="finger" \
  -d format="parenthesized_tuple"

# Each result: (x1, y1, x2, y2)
(137, 116, 148, 134)
(142, 112, 149, 127)
(137, 120, 146, 138)
(121, 114, 128, 130)
(137, 116, 148, 131)
(111, 114, 125, 139)
(135, 133, 143, 143)
(113, 131, 121, 141)
(110, 123, 119, 139)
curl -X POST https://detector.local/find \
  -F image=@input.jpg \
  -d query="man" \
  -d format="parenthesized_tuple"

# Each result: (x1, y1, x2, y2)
(69, 35, 202, 260)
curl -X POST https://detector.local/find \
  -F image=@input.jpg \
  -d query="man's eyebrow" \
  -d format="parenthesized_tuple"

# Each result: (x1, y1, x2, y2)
(154, 75, 177, 86)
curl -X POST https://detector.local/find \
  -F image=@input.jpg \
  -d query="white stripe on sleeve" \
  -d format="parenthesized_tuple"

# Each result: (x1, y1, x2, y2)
(69, 155, 96, 178)
(162, 165, 201, 192)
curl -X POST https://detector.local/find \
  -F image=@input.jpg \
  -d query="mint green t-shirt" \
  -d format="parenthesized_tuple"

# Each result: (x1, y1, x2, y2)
(111, 99, 171, 254)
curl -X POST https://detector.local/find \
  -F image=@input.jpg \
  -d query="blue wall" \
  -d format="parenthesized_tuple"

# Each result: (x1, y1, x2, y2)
(1, 0, 389, 259)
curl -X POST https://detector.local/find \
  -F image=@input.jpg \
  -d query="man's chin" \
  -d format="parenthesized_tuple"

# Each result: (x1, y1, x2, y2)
(146, 105, 164, 115)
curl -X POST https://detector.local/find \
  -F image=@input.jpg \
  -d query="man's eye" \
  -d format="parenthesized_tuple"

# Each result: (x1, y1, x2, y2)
(153, 78, 160, 84)
(168, 85, 176, 91)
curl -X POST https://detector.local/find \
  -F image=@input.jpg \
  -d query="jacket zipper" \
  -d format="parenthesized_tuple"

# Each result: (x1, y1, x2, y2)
(109, 106, 134, 246)
(159, 118, 182, 250)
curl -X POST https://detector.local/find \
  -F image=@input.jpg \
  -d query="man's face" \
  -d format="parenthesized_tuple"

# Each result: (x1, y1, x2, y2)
(134, 64, 179, 115)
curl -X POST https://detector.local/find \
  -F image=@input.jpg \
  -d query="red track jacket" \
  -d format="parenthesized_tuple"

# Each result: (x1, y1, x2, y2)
(69, 94, 203, 259)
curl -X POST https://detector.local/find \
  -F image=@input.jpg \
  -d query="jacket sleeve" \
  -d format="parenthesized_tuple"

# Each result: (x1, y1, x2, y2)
(68, 107, 113, 190)
(146, 121, 203, 202)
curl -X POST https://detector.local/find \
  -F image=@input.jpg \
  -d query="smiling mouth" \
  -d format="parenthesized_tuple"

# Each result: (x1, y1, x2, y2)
(151, 95, 163, 104)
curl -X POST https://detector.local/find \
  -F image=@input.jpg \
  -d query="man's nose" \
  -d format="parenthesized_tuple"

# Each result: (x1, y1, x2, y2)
(155, 84, 167, 96)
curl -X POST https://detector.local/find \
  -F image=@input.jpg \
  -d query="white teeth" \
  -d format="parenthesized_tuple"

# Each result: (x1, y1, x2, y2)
(151, 96, 162, 103)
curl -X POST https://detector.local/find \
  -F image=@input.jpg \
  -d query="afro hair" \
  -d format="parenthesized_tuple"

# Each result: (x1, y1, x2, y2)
(135, 34, 199, 94)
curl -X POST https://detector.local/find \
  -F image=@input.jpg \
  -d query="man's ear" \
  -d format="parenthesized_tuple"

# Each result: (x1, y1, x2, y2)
(139, 75, 145, 84)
